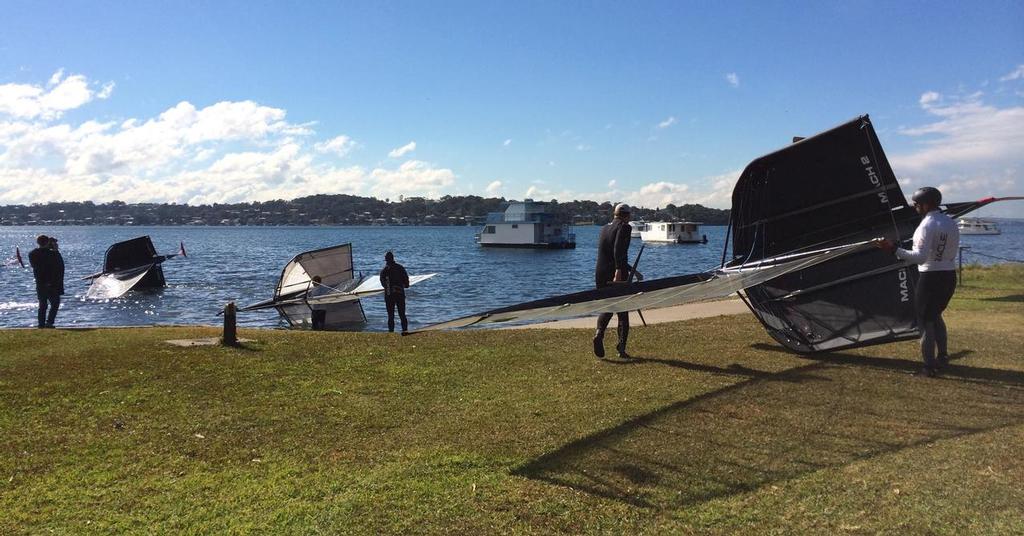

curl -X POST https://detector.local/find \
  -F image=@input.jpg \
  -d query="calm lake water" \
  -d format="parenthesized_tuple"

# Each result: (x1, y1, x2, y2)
(2, 222, 1022, 330)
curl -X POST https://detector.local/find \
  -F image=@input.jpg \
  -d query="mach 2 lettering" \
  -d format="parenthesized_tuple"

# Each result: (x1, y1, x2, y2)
(861, 155, 889, 204)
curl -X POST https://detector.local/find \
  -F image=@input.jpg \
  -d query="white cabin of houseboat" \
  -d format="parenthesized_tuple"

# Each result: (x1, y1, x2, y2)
(476, 200, 576, 248)
(640, 221, 707, 244)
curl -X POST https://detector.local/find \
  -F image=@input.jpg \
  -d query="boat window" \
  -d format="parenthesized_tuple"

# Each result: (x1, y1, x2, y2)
(485, 226, 496, 234)
(512, 224, 518, 229)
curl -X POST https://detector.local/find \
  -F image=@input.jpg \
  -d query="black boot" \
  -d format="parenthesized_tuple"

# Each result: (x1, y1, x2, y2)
(616, 325, 631, 359)
(593, 330, 605, 359)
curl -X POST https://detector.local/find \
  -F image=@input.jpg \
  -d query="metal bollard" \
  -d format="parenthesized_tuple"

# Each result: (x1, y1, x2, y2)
(958, 245, 970, 285)
(222, 301, 238, 346)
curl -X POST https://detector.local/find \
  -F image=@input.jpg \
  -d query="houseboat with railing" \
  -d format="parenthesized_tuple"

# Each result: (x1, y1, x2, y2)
(639, 221, 707, 244)
(476, 200, 576, 248)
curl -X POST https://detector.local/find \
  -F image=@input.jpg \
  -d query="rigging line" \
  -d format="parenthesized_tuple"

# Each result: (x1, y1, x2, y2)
(765, 261, 909, 302)
(966, 251, 1024, 263)
(862, 121, 902, 242)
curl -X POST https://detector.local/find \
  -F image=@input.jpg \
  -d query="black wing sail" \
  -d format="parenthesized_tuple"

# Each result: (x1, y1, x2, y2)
(729, 115, 924, 353)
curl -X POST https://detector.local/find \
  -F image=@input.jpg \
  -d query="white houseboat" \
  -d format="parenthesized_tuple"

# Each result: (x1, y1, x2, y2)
(640, 221, 708, 244)
(630, 220, 650, 238)
(957, 218, 1000, 235)
(476, 200, 576, 248)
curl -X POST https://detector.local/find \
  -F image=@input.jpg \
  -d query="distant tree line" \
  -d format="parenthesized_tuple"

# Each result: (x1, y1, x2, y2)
(0, 194, 731, 226)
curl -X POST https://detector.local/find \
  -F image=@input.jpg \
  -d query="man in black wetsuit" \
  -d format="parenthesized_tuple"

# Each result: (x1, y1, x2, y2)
(28, 234, 65, 328)
(593, 203, 640, 359)
(379, 251, 411, 333)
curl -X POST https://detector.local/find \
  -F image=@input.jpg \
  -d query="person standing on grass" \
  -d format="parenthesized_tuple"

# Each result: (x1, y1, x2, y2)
(877, 186, 960, 377)
(28, 234, 64, 328)
(379, 251, 410, 333)
(593, 203, 641, 360)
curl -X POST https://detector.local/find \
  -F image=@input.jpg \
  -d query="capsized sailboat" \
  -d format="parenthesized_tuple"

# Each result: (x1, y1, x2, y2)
(411, 115, 1022, 354)
(83, 236, 186, 299)
(238, 243, 437, 330)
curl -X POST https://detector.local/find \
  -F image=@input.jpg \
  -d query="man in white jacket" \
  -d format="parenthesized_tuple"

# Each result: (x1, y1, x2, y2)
(877, 187, 960, 377)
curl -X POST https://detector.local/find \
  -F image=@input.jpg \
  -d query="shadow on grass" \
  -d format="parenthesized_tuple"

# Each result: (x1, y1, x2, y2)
(514, 355, 1024, 509)
(980, 294, 1024, 303)
(749, 343, 1022, 386)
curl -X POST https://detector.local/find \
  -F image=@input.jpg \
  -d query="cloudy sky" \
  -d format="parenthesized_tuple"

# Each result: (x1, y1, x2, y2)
(1, 1, 1022, 215)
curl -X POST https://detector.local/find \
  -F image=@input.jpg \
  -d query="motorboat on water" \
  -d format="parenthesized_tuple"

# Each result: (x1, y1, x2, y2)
(957, 218, 1000, 235)
(476, 200, 576, 249)
(238, 243, 436, 330)
(639, 221, 708, 244)
(83, 236, 186, 299)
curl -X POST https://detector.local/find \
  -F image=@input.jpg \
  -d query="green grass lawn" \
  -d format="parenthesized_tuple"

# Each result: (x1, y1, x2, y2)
(2, 265, 1023, 534)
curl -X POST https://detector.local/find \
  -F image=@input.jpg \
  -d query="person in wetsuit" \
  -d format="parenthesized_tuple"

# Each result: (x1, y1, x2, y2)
(379, 251, 410, 333)
(878, 186, 960, 377)
(307, 275, 329, 330)
(28, 234, 65, 328)
(593, 203, 641, 359)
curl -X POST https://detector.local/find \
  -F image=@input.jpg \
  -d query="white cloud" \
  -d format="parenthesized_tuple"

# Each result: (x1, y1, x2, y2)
(388, 141, 416, 158)
(314, 135, 355, 157)
(0, 76, 465, 205)
(369, 160, 455, 199)
(502, 138, 511, 147)
(919, 91, 940, 106)
(576, 143, 591, 151)
(0, 70, 112, 120)
(657, 116, 677, 129)
(890, 89, 1024, 216)
(485, 180, 503, 195)
(608, 179, 617, 188)
(999, 64, 1024, 81)
(725, 72, 740, 88)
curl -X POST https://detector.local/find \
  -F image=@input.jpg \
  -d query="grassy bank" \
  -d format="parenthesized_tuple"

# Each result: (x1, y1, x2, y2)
(1, 265, 1022, 534)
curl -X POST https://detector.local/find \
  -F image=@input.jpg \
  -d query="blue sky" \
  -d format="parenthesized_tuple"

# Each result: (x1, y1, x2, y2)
(1, 1, 1022, 215)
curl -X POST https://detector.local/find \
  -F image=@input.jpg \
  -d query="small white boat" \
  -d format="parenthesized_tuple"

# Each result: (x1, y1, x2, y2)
(630, 220, 649, 238)
(958, 218, 1000, 235)
(640, 221, 708, 244)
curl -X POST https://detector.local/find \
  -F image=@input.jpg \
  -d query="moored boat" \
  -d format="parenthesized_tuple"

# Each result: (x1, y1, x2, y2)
(476, 200, 576, 248)
(957, 218, 1000, 235)
(639, 221, 707, 243)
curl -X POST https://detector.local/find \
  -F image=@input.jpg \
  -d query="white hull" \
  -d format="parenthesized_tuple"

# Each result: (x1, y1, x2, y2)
(958, 219, 1000, 235)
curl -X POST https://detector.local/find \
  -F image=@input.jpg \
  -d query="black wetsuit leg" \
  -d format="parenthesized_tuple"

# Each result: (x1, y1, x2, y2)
(396, 294, 408, 332)
(385, 295, 396, 332)
(915, 271, 956, 370)
(594, 281, 629, 353)
(45, 294, 59, 326)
